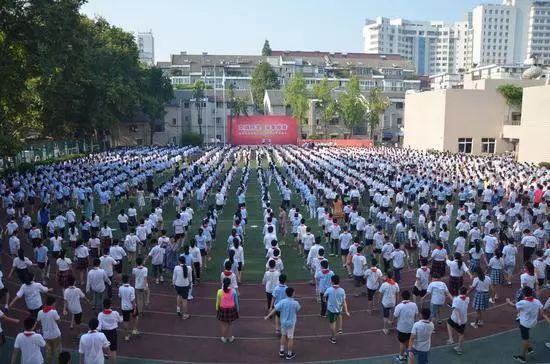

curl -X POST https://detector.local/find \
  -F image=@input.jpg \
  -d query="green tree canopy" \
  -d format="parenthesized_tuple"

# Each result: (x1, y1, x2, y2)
(283, 73, 310, 125)
(312, 77, 338, 136)
(364, 87, 390, 138)
(262, 40, 272, 56)
(497, 84, 523, 107)
(251, 61, 280, 112)
(338, 76, 366, 135)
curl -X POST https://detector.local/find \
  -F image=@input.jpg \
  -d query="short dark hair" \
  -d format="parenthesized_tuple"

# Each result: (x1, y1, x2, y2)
(401, 290, 411, 300)
(285, 287, 295, 297)
(420, 308, 431, 320)
(24, 317, 36, 330)
(58, 351, 71, 364)
(88, 318, 99, 330)
(331, 275, 340, 285)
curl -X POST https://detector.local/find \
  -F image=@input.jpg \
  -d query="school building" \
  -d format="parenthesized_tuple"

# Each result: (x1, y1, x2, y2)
(403, 78, 550, 164)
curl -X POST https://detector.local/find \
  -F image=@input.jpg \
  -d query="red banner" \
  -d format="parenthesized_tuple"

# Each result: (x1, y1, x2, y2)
(228, 116, 298, 145)
(300, 139, 374, 147)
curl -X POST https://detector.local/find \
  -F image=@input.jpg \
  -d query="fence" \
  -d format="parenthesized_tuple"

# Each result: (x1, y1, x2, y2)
(1, 139, 106, 171)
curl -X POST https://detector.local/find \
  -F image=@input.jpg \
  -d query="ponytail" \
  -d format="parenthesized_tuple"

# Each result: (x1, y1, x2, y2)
(474, 239, 481, 254)
(17, 248, 25, 260)
(178, 255, 188, 279)
(454, 252, 463, 269)
(222, 277, 231, 293)
(476, 268, 485, 281)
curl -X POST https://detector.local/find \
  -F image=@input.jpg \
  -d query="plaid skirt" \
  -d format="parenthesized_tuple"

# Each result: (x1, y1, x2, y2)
(473, 291, 489, 311)
(217, 307, 239, 323)
(469, 258, 480, 272)
(431, 260, 446, 278)
(57, 270, 72, 287)
(448, 276, 463, 297)
(75, 257, 89, 270)
(491, 268, 503, 286)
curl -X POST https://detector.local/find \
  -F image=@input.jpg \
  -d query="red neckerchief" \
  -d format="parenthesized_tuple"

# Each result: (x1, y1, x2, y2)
(103, 309, 112, 314)
(459, 295, 467, 301)
(371, 267, 378, 272)
(386, 278, 396, 285)
(356, 253, 362, 256)
(524, 268, 533, 275)
(223, 271, 232, 277)
(42, 306, 54, 313)
(421, 267, 428, 271)
(321, 269, 330, 274)
(332, 284, 340, 289)
(23, 331, 34, 337)
(435, 247, 442, 250)
(525, 297, 534, 302)
(402, 300, 410, 304)
(318, 256, 325, 260)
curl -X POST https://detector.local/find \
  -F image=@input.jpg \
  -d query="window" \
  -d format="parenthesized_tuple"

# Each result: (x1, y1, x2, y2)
(458, 138, 473, 153)
(396, 117, 402, 125)
(396, 102, 404, 109)
(216, 117, 222, 125)
(184, 102, 189, 108)
(481, 138, 496, 153)
(184, 116, 189, 121)
(216, 101, 224, 108)
(172, 118, 177, 126)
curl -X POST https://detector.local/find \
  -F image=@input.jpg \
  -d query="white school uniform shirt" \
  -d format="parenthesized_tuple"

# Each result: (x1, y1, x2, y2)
(381, 243, 394, 261)
(521, 235, 538, 248)
(453, 237, 466, 254)
(190, 246, 202, 264)
(418, 240, 430, 258)
(391, 250, 406, 269)
(483, 235, 498, 254)
(230, 246, 244, 265)
(472, 276, 492, 292)
(98, 309, 123, 330)
(266, 257, 284, 272)
(263, 233, 277, 250)
(148, 245, 166, 265)
(379, 281, 400, 308)
(14, 331, 46, 364)
(488, 257, 504, 270)
(364, 267, 383, 290)
(86, 268, 110, 293)
(450, 295, 470, 325)
(13, 257, 33, 270)
(79, 330, 110, 364)
(220, 271, 238, 289)
(351, 254, 367, 276)
(516, 298, 543, 328)
(50, 236, 63, 253)
(302, 233, 315, 251)
(118, 284, 136, 311)
(394, 301, 418, 334)
(124, 235, 138, 253)
(64, 286, 85, 314)
(109, 245, 126, 261)
(132, 267, 148, 289)
(411, 320, 435, 352)
(520, 273, 536, 289)
(17, 282, 49, 310)
(172, 265, 192, 287)
(427, 280, 449, 305)
(446, 260, 469, 278)
(502, 245, 518, 266)
(262, 270, 280, 293)
(415, 267, 431, 290)
(99, 255, 117, 277)
(533, 258, 545, 279)
(37, 308, 61, 339)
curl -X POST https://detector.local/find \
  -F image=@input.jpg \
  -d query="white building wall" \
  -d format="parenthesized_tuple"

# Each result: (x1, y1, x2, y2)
(136, 31, 155, 66)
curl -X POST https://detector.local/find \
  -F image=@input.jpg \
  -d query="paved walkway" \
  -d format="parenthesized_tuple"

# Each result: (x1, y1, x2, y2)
(3, 325, 549, 363)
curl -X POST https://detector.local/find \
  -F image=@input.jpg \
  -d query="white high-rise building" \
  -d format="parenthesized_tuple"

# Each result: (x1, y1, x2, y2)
(363, 17, 470, 75)
(136, 31, 155, 66)
(363, 0, 550, 75)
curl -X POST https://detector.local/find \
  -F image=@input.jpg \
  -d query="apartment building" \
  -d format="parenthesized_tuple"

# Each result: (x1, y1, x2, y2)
(364, 1, 550, 75)
(136, 31, 154, 66)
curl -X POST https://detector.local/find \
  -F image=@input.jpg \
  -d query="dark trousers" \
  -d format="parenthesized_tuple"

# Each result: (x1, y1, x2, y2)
(266, 292, 273, 310)
(193, 262, 201, 281)
(523, 246, 535, 263)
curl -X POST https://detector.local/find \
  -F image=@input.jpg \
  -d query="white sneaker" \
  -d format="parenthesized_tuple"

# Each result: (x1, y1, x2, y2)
(228, 336, 235, 343)
(446, 339, 455, 345)
(545, 342, 550, 350)
(220, 337, 227, 343)
(489, 298, 495, 304)
(188, 295, 194, 300)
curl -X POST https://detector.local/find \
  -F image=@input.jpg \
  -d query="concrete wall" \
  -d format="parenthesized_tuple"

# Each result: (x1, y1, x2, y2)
(114, 122, 151, 146)
(403, 91, 446, 151)
(441, 89, 513, 153)
(516, 84, 550, 164)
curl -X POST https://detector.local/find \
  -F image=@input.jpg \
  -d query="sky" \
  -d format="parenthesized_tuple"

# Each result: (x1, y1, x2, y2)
(81, 0, 495, 62)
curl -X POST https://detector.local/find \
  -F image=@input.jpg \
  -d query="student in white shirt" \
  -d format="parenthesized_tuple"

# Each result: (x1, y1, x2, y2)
(379, 271, 400, 335)
(11, 317, 46, 364)
(79, 318, 111, 364)
(230, 239, 245, 283)
(467, 269, 492, 329)
(10, 273, 52, 318)
(118, 274, 137, 341)
(132, 257, 149, 320)
(394, 290, 419, 362)
(98, 298, 123, 362)
(364, 258, 383, 310)
(262, 260, 280, 311)
(422, 272, 452, 325)
(407, 308, 435, 364)
(36, 295, 62, 364)
(351, 246, 367, 296)
(189, 240, 202, 284)
(86, 258, 111, 313)
(446, 287, 470, 355)
(146, 239, 166, 284)
(502, 240, 518, 286)
(506, 287, 549, 364)
(63, 276, 88, 338)
(173, 255, 192, 320)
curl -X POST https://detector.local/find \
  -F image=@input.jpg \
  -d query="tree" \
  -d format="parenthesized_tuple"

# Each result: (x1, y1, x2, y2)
(338, 76, 366, 136)
(364, 87, 390, 140)
(139, 66, 174, 143)
(251, 61, 279, 112)
(283, 73, 309, 135)
(312, 77, 338, 137)
(262, 40, 272, 56)
(227, 83, 249, 144)
(192, 80, 206, 136)
(497, 84, 523, 121)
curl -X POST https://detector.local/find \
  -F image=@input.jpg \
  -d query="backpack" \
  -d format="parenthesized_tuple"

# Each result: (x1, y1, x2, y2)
(220, 289, 235, 309)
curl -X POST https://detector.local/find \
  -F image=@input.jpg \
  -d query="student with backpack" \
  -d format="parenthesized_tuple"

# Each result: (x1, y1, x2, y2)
(216, 277, 240, 343)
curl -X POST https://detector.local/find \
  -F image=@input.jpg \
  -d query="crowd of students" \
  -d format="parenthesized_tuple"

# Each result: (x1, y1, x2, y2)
(0, 144, 549, 363)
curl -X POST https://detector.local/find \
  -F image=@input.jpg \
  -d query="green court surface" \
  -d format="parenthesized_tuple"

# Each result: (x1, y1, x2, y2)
(3, 325, 549, 363)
